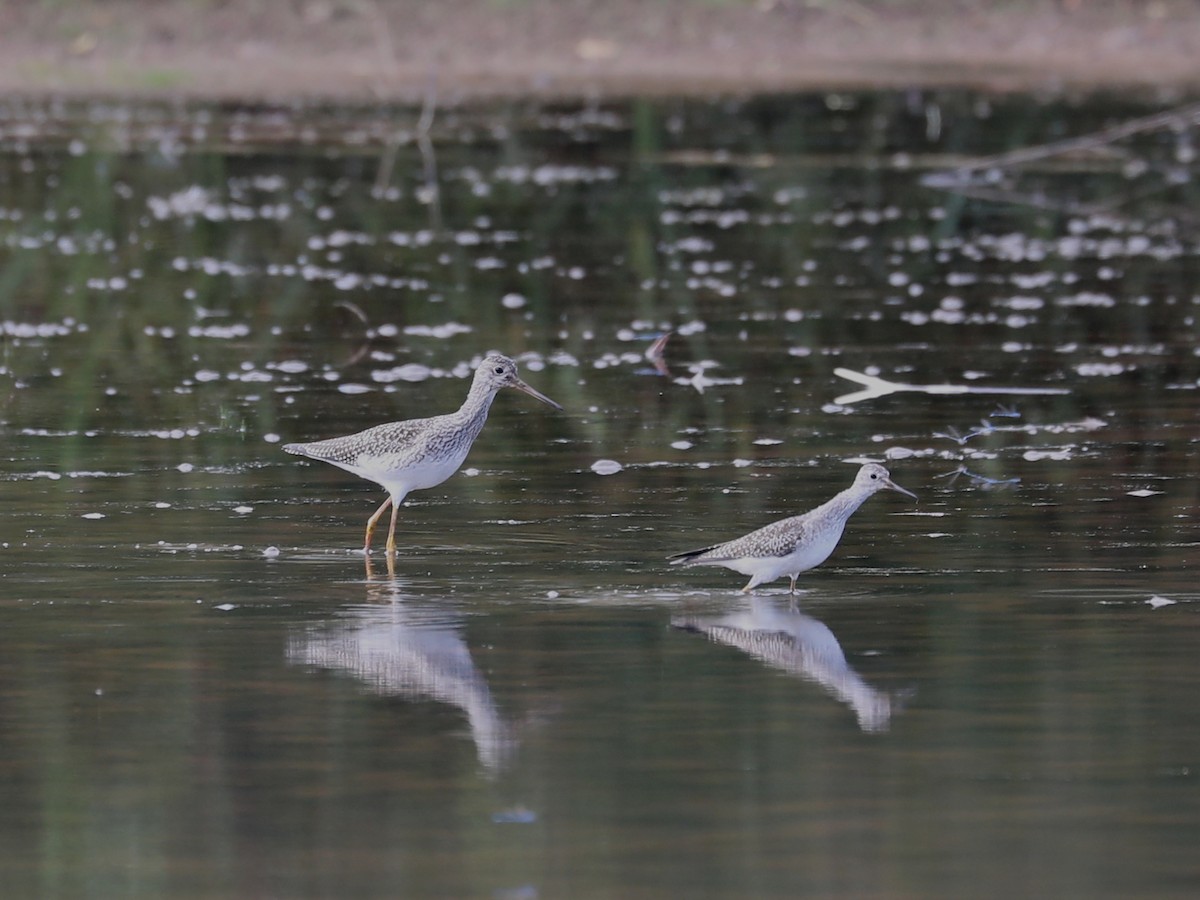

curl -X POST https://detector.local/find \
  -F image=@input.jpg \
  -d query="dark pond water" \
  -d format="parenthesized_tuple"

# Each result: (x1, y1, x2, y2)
(2, 91, 1199, 898)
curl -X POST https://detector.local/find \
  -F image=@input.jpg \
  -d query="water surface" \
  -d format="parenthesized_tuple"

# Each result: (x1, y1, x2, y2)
(1, 91, 1198, 898)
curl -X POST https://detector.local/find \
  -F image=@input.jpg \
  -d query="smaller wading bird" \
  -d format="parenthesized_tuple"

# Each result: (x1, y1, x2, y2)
(669, 463, 916, 593)
(283, 354, 561, 556)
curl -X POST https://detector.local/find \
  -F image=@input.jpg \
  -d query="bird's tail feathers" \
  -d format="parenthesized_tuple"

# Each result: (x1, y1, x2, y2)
(668, 546, 719, 565)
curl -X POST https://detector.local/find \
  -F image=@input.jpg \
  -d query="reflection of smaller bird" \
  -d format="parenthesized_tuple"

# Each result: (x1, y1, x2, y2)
(284, 354, 561, 555)
(673, 598, 897, 732)
(669, 463, 916, 593)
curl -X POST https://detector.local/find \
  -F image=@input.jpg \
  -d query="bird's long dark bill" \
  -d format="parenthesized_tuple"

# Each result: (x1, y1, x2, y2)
(513, 378, 563, 410)
(886, 479, 918, 500)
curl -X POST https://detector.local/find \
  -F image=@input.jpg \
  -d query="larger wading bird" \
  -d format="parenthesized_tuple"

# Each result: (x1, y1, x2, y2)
(284, 354, 561, 555)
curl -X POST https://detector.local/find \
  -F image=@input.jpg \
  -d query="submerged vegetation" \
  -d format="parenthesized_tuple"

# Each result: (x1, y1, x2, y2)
(2, 92, 1197, 457)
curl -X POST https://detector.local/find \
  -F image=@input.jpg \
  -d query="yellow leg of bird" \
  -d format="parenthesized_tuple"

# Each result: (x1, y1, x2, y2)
(363, 497, 392, 554)
(385, 498, 401, 555)
(789, 575, 798, 594)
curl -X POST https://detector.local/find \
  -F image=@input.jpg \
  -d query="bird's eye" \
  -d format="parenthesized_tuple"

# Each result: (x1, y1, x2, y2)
(493, 366, 505, 375)
(870, 472, 878, 479)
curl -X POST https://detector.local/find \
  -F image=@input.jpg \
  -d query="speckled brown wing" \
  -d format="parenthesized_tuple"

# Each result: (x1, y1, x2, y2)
(669, 512, 812, 564)
(283, 417, 436, 466)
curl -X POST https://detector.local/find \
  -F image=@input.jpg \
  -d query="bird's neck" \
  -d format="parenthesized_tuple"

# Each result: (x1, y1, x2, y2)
(810, 485, 873, 525)
(451, 379, 499, 430)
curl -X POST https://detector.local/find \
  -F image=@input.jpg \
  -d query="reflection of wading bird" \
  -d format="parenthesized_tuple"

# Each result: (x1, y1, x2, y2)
(284, 354, 561, 555)
(673, 598, 897, 732)
(669, 463, 916, 593)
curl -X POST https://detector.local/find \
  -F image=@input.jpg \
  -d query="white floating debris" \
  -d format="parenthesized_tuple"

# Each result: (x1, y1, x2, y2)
(177, 463, 194, 473)
(501, 293, 527, 309)
(154, 502, 171, 509)
(337, 383, 372, 394)
(263, 433, 281, 443)
(214, 603, 238, 612)
(546, 590, 560, 599)
(81, 512, 105, 520)
(1128, 489, 1163, 498)
(591, 459, 623, 476)
(403, 322, 472, 339)
(372, 363, 432, 383)
(234, 505, 253, 514)
(670, 440, 693, 450)
(753, 438, 782, 446)
(189, 323, 251, 339)
(491, 806, 538, 824)
(1076, 362, 1125, 377)
(262, 546, 281, 559)
(1022, 449, 1073, 461)
(1147, 595, 1176, 608)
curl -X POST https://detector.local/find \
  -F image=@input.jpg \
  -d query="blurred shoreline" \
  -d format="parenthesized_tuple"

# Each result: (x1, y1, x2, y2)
(0, 0, 1198, 104)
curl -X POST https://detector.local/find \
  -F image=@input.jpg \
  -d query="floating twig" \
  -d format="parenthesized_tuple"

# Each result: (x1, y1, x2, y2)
(921, 101, 1200, 228)
(832, 367, 1070, 406)
(934, 465, 1021, 488)
(926, 101, 1200, 184)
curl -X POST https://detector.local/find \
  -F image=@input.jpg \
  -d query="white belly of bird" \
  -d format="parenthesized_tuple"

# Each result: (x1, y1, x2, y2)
(725, 527, 842, 584)
(372, 449, 470, 498)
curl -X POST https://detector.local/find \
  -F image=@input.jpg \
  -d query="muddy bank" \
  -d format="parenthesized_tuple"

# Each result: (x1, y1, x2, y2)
(1, 0, 1198, 103)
